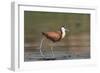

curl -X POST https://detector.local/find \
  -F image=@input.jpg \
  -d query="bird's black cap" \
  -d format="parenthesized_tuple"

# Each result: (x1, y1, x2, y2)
(62, 24, 67, 28)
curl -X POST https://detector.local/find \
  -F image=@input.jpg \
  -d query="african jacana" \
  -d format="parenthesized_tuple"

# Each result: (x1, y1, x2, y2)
(39, 25, 69, 58)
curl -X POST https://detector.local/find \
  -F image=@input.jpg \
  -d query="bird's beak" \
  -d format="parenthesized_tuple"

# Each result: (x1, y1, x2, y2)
(65, 29, 69, 32)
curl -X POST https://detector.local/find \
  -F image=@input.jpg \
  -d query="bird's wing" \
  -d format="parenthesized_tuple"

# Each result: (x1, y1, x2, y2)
(45, 31, 61, 40)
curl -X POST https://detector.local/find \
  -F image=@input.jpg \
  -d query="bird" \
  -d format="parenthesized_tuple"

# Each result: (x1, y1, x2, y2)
(39, 25, 69, 59)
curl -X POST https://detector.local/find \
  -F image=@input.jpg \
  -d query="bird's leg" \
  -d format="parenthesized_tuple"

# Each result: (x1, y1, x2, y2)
(39, 37, 45, 58)
(50, 45, 55, 58)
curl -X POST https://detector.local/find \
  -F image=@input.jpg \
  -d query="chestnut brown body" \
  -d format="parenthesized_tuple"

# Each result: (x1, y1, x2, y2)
(42, 30, 62, 42)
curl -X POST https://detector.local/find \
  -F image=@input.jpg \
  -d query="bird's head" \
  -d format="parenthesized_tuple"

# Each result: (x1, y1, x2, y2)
(61, 24, 69, 32)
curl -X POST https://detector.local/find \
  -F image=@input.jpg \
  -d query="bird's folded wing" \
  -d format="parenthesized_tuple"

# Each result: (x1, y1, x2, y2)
(45, 31, 61, 40)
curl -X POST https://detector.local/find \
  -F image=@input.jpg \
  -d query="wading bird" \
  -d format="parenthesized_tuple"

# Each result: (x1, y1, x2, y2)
(39, 25, 69, 58)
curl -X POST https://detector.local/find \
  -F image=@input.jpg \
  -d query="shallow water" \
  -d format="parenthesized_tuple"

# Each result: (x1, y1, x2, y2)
(24, 33, 90, 61)
(24, 46, 90, 61)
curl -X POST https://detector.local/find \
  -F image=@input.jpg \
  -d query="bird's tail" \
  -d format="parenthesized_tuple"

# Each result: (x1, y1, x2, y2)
(42, 32, 47, 37)
(42, 32, 45, 35)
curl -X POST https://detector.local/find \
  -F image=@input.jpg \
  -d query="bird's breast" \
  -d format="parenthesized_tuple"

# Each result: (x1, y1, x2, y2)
(61, 30, 66, 39)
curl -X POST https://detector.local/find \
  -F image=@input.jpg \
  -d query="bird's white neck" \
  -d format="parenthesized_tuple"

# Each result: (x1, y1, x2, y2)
(61, 27, 66, 39)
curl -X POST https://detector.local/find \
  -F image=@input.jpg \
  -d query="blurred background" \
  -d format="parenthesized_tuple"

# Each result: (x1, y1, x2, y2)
(24, 11, 90, 61)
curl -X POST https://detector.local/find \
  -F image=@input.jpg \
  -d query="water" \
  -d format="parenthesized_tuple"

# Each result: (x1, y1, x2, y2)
(24, 46, 90, 61)
(24, 33, 90, 61)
